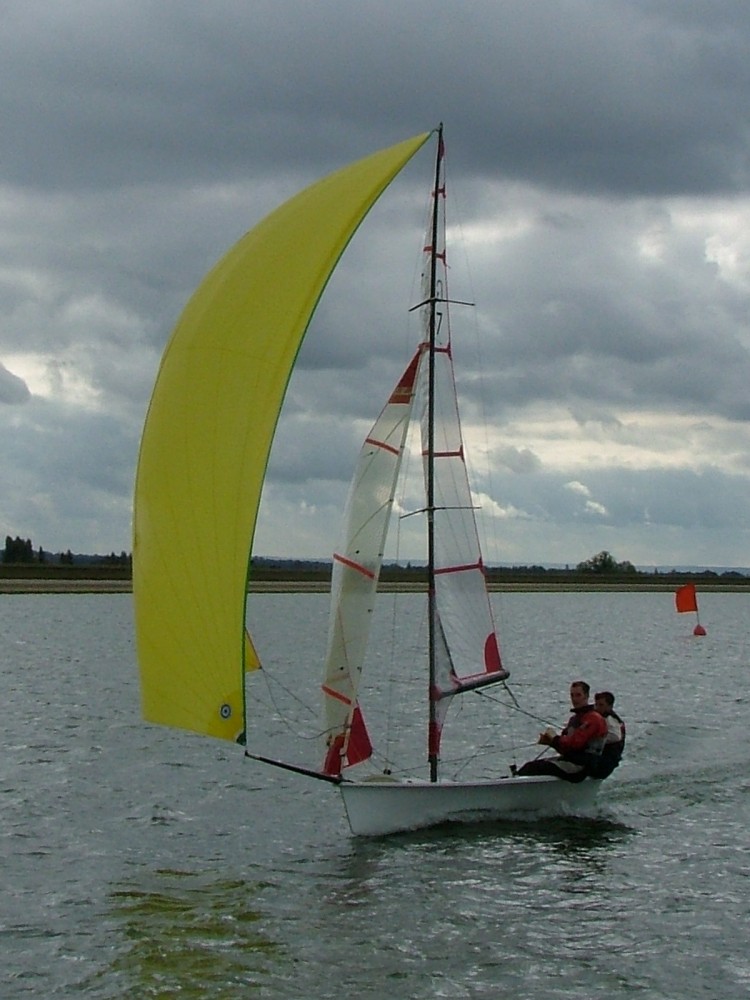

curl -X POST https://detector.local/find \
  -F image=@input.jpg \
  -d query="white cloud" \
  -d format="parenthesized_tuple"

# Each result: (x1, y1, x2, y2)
(5, 353, 100, 408)
(565, 480, 592, 497)
(584, 499, 608, 517)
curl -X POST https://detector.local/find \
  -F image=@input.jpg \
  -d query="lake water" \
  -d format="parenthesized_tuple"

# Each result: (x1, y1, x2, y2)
(1, 590, 749, 998)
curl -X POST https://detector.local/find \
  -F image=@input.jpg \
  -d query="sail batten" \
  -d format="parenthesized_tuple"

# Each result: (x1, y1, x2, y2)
(365, 436, 401, 456)
(134, 131, 431, 742)
(332, 554, 377, 579)
(434, 561, 483, 575)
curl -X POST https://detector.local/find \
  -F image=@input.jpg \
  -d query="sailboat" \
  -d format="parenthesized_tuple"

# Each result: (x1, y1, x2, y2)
(134, 126, 601, 837)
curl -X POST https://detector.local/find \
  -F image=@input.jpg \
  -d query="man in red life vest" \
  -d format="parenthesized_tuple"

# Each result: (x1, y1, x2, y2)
(515, 680, 608, 782)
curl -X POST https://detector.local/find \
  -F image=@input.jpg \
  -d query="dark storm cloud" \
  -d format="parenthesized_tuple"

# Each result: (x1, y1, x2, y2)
(3, 1, 750, 197)
(2, 0, 750, 562)
(457, 185, 750, 427)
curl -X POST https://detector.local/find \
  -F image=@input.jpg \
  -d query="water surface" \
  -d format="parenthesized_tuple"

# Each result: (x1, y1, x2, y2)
(1, 591, 748, 997)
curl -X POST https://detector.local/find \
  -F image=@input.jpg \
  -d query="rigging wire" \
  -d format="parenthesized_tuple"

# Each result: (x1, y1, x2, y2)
(373, 183, 435, 774)
(252, 667, 328, 742)
(381, 582, 399, 768)
(444, 165, 515, 694)
(476, 681, 560, 729)
(437, 680, 561, 779)
(447, 170, 503, 568)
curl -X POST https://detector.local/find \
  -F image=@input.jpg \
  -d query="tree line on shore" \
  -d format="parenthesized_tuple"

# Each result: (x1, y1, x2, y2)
(2, 536, 131, 569)
(2, 536, 748, 584)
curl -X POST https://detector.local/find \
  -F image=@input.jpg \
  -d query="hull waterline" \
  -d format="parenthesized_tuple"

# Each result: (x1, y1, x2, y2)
(339, 775, 601, 836)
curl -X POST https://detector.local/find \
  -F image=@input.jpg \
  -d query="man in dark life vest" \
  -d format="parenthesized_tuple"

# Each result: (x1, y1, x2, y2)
(515, 680, 607, 783)
(587, 690, 626, 779)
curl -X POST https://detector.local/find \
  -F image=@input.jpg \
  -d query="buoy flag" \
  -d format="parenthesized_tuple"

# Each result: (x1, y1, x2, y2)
(675, 583, 698, 614)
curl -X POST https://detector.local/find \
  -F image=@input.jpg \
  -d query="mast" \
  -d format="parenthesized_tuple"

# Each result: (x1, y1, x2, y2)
(427, 125, 444, 783)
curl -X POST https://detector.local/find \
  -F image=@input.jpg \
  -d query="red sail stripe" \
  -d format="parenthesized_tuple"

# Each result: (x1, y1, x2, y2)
(364, 436, 400, 457)
(418, 342, 450, 355)
(434, 561, 482, 575)
(321, 684, 352, 706)
(424, 448, 464, 459)
(333, 553, 375, 579)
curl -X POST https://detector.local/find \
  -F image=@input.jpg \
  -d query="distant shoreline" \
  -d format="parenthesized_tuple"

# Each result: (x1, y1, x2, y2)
(1, 578, 748, 595)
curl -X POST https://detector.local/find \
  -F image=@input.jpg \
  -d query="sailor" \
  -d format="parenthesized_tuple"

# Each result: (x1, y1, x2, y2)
(587, 690, 626, 779)
(515, 680, 607, 782)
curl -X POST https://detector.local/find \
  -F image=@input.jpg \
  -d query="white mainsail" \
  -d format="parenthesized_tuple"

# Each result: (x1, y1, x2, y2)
(416, 146, 508, 756)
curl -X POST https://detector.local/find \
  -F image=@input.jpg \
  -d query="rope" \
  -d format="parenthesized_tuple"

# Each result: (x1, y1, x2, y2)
(254, 668, 327, 742)
(475, 682, 558, 729)
(252, 653, 562, 780)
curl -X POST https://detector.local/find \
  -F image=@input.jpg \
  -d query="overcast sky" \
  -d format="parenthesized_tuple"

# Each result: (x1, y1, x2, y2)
(3, 0, 750, 569)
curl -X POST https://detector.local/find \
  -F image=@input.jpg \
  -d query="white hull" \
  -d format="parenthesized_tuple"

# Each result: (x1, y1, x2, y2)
(339, 775, 601, 836)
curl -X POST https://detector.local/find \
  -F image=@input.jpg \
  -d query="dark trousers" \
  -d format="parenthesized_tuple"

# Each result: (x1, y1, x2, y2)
(515, 758, 587, 783)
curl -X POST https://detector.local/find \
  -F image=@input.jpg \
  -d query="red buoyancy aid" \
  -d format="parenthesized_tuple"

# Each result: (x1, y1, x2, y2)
(554, 705, 608, 755)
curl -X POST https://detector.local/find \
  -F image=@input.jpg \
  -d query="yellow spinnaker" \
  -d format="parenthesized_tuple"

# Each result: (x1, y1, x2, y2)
(133, 131, 431, 742)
